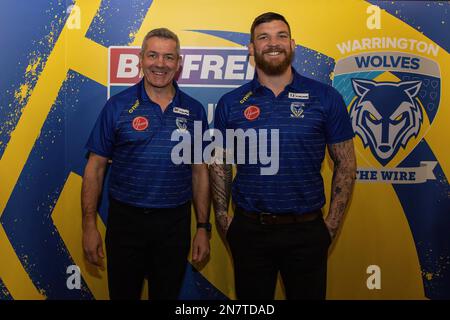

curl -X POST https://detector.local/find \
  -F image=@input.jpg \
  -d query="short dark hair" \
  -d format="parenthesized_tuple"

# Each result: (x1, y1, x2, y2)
(140, 28, 180, 56)
(250, 12, 291, 43)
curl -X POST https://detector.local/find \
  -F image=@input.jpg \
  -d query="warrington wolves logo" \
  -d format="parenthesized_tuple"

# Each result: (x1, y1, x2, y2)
(350, 79, 423, 166)
(333, 51, 440, 184)
(332, 44, 450, 300)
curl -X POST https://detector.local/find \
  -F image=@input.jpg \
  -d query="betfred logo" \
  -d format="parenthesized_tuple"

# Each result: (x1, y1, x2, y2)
(244, 105, 260, 121)
(108, 46, 255, 98)
(132, 116, 149, 131)
(109, 47, 141, 86)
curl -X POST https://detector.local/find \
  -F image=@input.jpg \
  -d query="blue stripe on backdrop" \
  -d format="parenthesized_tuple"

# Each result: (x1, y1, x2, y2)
(85, 0, 153, 47)
(393, 140, 450, 299)
(0, 0, 71, 159)
(369, 1, 450, 53)
(179, 264, 229, 300)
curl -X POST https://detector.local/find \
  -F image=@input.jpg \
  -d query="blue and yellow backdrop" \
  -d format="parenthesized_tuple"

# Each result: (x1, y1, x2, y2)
(0, 0, 449, 300)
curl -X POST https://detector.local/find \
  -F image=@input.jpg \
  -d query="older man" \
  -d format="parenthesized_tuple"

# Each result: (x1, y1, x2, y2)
(82, 28, 210, 300)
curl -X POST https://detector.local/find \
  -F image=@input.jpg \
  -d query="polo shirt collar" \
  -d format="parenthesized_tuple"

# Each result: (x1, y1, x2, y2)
(286, 68, 304, 91)
(138, 79, 181, 108)
(250, 67, 304, 94)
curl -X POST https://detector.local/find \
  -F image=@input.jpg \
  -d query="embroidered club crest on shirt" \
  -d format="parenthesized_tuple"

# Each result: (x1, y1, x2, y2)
(176, 117, 188, 131)
(290, 102, 305, 118)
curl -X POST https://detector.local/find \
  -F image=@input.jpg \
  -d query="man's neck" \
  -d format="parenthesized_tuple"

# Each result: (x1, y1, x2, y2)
(256, 67, 293, 97)
(144, 80, 176, 111)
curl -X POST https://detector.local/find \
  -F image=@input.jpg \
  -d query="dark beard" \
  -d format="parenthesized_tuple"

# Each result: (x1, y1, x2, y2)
(254, 47, 294, 76)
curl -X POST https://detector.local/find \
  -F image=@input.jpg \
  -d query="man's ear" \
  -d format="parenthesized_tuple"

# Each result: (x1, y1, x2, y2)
(291, 38, 296, 52)
(139, 55, 144, 77)
(248, 42, 254, 56)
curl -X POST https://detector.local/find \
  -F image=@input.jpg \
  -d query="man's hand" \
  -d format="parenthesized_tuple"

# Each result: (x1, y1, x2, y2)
(82, 225, 104, 267)
(81, 153, 108, 267)
(192, 229, 210, 263)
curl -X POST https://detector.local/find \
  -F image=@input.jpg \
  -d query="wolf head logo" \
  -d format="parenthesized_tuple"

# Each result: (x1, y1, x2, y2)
(350, 79, 423, 166)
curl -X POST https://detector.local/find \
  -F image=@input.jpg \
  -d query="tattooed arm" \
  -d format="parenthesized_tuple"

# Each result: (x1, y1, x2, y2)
(209, 148, 233, 237)
(326, 139, 357, 240)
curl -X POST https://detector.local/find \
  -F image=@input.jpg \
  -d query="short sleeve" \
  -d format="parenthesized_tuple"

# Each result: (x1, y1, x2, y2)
(325, 87, 355, 144)
(85, 100, 117, 158)
(213, 97, 228, 135)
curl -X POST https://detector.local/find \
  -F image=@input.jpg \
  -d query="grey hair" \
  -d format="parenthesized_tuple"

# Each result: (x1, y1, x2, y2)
(140, 28, 180, 56)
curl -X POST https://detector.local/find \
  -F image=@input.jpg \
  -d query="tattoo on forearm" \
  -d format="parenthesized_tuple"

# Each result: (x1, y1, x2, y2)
(326, 139, 357, 238)
(209, 149, 232, 236)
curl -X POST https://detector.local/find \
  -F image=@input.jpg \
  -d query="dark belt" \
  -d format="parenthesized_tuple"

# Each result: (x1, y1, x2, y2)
(110, 197, 191, 215)
(236, 207, 321, 225)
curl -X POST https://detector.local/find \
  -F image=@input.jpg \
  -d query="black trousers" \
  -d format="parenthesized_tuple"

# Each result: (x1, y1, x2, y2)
(105, 198, 191, 300)
(226, 210, 331, 300)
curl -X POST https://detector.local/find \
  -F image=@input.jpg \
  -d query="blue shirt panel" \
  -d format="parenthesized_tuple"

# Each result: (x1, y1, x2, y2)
(86, 80, 209, 208)
(214, 69, 354, 214)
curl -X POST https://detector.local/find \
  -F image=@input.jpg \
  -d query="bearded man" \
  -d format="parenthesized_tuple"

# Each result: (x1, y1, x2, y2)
(209, 12, 357, 300)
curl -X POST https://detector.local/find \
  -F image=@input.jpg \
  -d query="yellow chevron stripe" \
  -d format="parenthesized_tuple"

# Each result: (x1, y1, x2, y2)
(66, 38, 108, 86)
(51, 172, 109, 299)
(0, 227, 45, 299)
